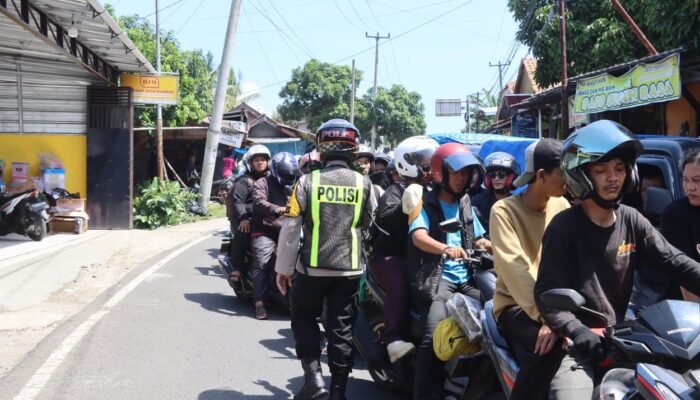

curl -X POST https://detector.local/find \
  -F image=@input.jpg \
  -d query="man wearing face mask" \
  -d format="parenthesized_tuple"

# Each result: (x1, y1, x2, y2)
(471, 151, 520, 234)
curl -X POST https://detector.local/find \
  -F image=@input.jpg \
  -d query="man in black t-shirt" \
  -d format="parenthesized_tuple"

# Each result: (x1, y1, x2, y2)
(534, 121, 700, 399)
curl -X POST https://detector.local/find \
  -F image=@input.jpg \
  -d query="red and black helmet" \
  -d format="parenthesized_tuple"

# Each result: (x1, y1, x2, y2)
(316, 119, 360, 163)
(431, 142, 484, 193)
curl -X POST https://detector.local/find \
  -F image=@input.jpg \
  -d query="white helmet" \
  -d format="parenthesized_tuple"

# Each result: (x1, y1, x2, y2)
(243, 144, 271, 172)
(394, 135, 440, 178)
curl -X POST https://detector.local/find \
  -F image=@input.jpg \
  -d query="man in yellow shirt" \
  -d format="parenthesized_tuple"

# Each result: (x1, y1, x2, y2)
(490, 139, 570, 400)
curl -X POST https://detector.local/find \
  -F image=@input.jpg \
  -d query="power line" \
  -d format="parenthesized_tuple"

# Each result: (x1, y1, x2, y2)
(247, 0, 304, 64)
(144, 0, 187, 19)
(256, 0, 313, 59)
(364, 0, 387, 31)
(330, 0, 364, 32)
(176, 0, 206, 34)
(389, 40, 402, 84)
(258, 0, 476, 91)
(243, 7, 279, 84)
(348, 0, 374, 31)
(490, 2, 508, 60)
(265, 0, 315, 57)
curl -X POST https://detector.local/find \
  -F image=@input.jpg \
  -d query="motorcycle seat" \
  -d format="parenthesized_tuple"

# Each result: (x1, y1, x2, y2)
(484, 301, 509, 349)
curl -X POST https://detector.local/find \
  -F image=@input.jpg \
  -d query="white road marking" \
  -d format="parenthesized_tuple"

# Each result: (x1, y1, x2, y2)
(13, 235, 211, 400)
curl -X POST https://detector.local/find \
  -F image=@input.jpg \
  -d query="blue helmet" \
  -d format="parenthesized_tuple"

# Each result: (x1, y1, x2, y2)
(271, 152, 301, 187)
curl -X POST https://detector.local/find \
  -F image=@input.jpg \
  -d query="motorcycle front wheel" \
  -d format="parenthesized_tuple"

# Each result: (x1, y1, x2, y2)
(24, 212, 47, 241)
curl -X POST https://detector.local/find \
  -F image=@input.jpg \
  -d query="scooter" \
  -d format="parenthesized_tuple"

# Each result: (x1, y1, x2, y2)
(0, 188, 49, 241)
(353, 218, 500, 399)
(217, 235, 291, 312)
(539, 288, 700, 400)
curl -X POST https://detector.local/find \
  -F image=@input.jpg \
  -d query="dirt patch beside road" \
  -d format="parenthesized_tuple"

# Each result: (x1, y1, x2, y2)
(0, 218, 227, 377)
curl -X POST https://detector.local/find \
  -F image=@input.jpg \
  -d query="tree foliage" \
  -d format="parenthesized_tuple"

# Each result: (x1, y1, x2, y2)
(355, 85, 427, 145)
(277, 59, 363, 130)
(508, 0, 700, 88)
(277, 59, 426, 145)
(106, 4, 239, 128)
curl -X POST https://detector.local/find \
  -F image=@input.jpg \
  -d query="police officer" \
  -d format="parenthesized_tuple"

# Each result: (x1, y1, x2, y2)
(275, 119, 375, 400)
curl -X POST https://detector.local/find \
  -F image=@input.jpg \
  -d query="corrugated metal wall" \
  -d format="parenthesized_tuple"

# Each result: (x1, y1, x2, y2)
(0, 55, 101, 134)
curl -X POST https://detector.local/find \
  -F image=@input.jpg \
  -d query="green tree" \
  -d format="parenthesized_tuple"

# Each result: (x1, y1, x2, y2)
(277, 59, 363, 130)
(356, 85, 427, 145)
(107, 4, 236, 127)
(508, 0, 700, 88)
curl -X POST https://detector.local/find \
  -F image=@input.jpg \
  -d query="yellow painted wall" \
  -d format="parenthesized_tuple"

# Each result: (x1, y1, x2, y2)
(0, 134, 87, 196)
(666, 81, 700, 137)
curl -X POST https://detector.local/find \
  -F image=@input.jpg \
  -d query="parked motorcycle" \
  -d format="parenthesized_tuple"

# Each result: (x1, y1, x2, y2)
(539, 288, 700, 399)
(217, 235, 291, 312)
(353, 218, 500, 399)
(0, 188, 50, 241)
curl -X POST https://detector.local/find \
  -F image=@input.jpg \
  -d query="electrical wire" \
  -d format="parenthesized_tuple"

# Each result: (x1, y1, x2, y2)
(364, 0, 387, 31)
(331, 0, 365, 32)
(176, 0, 206, 35)
(252, 0, 311, 61)
(245, 1, 303, 64)
(389, 40, 402, 84)
(243, 8, 279, 84)
(143, 0, 187, 19)
(490, 2, 508, 60)
(348, 0, 374, 31)
(266, 0, 315, 58)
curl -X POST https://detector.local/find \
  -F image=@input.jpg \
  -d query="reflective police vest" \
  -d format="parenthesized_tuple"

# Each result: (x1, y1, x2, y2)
(300, 166, 369, 272)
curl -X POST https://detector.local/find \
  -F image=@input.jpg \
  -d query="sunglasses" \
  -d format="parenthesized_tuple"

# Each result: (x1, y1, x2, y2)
(487, 171, 508, 179)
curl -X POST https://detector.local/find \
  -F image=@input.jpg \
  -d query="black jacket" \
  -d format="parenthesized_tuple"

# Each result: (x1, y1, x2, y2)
(251, 175, 288, 236)
(372, 182, 407, 257)
(228, 171, 267, 225)
(407, 189, 475, 302)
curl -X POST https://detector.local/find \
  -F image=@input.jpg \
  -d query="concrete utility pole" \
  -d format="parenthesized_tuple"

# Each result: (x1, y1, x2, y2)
(489, 61, 510, 103)
(199, 0, 242, 207)
(350, 59, 356, 123)
(155, 0, 164, 180)
(465, 96, 470, 132)
(559, 0, 569, 137)
(366, 32, 390, 150)
(475, 92, 481, 132)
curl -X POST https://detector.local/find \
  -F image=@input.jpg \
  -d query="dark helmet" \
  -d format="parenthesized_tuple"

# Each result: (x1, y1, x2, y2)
(483, 151, 520, 192)
(431, 142, 484, 196)
(316, 119, 360, 163)
(271, 152, 301, 187)
(561, 120, 643, 208)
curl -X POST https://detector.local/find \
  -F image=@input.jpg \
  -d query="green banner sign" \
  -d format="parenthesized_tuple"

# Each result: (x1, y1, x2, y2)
(573, 54, 681, 115)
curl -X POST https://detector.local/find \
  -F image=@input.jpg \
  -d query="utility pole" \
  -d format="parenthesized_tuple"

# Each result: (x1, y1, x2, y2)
(465, 96, 470, 132)
(610, 0, 657, 55)
(199, 0, 242, 207)
(559, 0, 569, 137)
(155, 0, 164, 180)
(475, 92, 481, 132)
(366, 32, 390, 150)
(350, 59, 356, 124)
(489, 61, 510, 103)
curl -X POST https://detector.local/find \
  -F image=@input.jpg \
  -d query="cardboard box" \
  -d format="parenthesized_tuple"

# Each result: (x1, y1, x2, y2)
(56, 198, 86, 212)
(49, 217, 88, 234)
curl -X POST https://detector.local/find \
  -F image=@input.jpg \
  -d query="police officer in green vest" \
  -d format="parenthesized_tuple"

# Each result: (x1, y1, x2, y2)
(275, 119, 375, 400)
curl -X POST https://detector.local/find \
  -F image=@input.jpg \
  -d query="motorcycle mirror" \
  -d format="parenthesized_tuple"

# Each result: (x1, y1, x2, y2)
(539, 289, 586, 312)
(439, 218, 462, 233)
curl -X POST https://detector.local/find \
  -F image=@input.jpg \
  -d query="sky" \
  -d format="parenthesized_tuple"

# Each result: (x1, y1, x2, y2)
(108, 0, 529, 134)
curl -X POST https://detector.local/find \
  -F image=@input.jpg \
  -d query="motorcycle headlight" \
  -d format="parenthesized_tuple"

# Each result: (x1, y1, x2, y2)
(655, 382, 681, 400)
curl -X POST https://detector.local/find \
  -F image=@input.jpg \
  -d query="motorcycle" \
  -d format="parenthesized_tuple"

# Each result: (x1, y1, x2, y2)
(353, 218, 500, 399)
(538, 288, 700, 400)
(217, 234, 291, 312)
(0, 188, 50, 241)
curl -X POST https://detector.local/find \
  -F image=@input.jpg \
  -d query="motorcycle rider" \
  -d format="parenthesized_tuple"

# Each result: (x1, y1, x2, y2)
(251, 151, 300, 320)
(472, 151, 520, 234)
(408, 142, 489, 400)
(534, 120, 700, 399)
(370, 136, 439, 363)
(371, 153, 393, 190)
(489, 139, 570, 400)
(275, 119, 375, 400)
(300, 150, 322, 175)
(227, 145, 271, 281)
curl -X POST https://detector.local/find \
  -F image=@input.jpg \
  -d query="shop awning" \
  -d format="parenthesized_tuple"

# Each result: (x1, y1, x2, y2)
(0, 0, 154, 85)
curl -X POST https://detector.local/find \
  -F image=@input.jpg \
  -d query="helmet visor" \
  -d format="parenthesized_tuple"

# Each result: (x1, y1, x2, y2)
(562, 121, 641, 170)
(444, 152, 483, 174)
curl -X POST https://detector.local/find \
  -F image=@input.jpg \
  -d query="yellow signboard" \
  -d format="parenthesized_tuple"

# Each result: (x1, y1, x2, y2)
(573, 54, 681, 115)
(120, 74, 179, 105)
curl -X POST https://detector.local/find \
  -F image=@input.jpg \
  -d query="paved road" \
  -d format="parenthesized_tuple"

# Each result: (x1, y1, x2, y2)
(0, 233, 406, 399)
